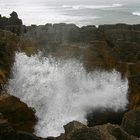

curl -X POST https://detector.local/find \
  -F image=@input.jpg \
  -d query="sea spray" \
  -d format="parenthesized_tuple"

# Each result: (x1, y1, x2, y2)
(8, 52, 128, 137)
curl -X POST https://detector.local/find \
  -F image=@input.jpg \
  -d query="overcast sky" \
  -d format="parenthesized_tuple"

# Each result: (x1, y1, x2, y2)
(1, 0, 140, 5)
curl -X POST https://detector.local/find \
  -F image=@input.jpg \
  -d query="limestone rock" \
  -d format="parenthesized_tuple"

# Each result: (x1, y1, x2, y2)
(0, 29, 19, 91)
(121, 109, 140, 138)
(0, 93, 37, 133)
(128, 75, 140, 109)
(62, 123, 139, 140)
(0, 118, 40, 140)
(64, 121, 87, 136)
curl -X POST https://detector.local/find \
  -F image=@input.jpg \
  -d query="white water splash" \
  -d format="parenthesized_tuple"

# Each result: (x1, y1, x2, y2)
(8, 52, 128, 137)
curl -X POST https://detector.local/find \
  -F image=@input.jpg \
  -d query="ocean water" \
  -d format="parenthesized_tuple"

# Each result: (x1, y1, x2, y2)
(0, 0, 140, 26)
(8, 52, 128, 137)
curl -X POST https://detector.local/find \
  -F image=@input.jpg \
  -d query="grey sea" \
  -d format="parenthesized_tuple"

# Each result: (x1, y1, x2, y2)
(0, 0, 140, 26)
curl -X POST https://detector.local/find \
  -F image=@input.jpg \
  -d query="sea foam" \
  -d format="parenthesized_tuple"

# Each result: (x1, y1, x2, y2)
(62, 4, 123, 10)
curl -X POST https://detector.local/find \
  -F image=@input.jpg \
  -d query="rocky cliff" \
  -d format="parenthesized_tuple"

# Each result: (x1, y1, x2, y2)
(0, 13, 37, 134)
(24, 23, 140, 109)
(0, 12, 140, 139)
(0, 29, 19, 92)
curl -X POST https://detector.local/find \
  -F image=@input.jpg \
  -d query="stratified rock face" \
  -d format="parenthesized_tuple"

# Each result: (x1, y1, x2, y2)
(0, 29, 19, 92)
(25, 24, 115, 70)
(128, 75, 140, 109)
(24, 23, 140, 108)
(26, 24, 103, 45)
(99, 24, 140, 45)
(0, 22, 37, 135)
(0, 93, 37, 133)
(0, 28, 37, 93)
(121, 109, 140, 138)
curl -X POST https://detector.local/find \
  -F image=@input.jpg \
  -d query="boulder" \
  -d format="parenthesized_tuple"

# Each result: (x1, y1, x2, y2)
(56, 121, 87, 140)
(0, 118, 40, 140)
(62, 122, 139, 140)
(64, 121, 87, 136)
(0, 93, 37, 133)
(0, 29, 19, 92)
(121, 109, 140, 137)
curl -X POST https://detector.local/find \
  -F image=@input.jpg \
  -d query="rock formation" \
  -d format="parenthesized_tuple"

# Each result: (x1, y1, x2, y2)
(0, 11, 26, 35)
(0, 118, 41, 140)
(0, 14, 37, 135)
(0, 93, 37, 133)
(48, 120, 140, 140)
(24, 23, 140, 109)
(0, 29, 19, 91)
(0, 12, 140, 139)
(121, 109, 140, 138)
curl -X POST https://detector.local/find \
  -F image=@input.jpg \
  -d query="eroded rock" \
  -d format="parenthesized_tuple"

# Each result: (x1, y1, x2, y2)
(0, 118, 41, 140)
(121, 109, 140, 138)
(0, 93, 37, 133)
(56, 122, 139, 140)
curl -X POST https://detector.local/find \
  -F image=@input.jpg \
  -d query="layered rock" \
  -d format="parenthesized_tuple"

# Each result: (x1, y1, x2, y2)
(24, 23, 140, 109)
(0, 22, 37, 134)
(0, 29, 19, 92)
(0, 12, 140, 139)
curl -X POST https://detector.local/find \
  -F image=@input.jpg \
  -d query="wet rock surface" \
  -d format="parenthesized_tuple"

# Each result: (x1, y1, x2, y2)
(0, 118, 41, 140)
(121, 109, 140, 138)
(55, 121, 140, 140)
(0, 29, 19, 91)
(0, 93, 37, 133)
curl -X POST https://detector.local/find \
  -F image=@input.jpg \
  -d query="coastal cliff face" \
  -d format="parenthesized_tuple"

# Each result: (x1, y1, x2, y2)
(0, 13, 37, 134)
(24, 23, 140, 109)
(0, 12, 140, 139)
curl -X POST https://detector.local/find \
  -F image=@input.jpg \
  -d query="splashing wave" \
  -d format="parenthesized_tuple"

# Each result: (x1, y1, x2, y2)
(8, 52, 128, 137)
